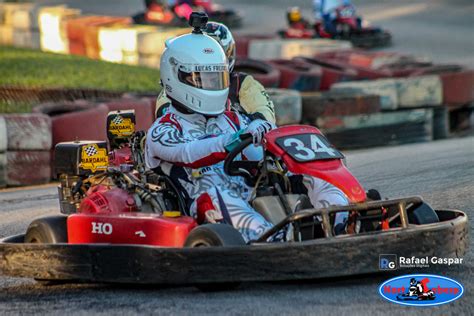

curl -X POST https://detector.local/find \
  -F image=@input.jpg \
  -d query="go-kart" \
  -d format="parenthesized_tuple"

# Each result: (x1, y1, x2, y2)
(0, 111, 468, 289)
(133, 0, 242, 28)
(280, 4, 391, 48)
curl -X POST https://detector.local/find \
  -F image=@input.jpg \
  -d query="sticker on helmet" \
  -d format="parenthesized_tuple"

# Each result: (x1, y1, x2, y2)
(108, 115, 135, 138)
(203, 48, 214, 54)
(79, 143, 108, 173)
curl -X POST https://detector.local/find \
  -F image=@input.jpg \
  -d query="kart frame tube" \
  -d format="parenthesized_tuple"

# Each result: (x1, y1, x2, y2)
(255, 196, 420, 242)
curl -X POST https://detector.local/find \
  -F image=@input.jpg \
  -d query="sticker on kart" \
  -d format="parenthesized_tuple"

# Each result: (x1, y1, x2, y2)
(379, 274, 464, 306)
(275, 133, 344, 162)
(79, 143, 108, 173)
(108, 114, 135, 137)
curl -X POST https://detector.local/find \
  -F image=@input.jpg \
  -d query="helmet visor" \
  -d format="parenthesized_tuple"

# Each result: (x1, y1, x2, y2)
(178, 69, 230, 91)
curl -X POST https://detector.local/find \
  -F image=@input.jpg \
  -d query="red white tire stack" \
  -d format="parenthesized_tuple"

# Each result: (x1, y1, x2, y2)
(0, 114, 52, 187)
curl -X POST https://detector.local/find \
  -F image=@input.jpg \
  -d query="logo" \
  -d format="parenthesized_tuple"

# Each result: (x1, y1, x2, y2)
(91, 222, 113, 235)
(79, 144, 108, 173)
(203, 48, 214, 54)
(379, 254, 397, 270)
(108, 115, 135, 137)
(379, 274, 463, 306)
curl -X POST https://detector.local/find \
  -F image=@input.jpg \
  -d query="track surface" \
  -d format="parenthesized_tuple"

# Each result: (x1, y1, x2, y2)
(1, 0, 473, 315)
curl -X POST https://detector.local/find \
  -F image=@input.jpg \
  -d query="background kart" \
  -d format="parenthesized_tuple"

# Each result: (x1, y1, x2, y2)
(0, 116, 468, 289)
(280, 4, 391, 48)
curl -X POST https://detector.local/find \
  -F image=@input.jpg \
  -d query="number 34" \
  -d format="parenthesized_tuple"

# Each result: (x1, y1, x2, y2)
(283, 135, 336, 160)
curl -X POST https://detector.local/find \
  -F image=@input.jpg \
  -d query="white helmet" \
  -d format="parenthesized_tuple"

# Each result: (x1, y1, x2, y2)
(160, 16, 230, 116)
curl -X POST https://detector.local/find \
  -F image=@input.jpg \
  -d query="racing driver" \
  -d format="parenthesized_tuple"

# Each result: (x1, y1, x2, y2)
(155, 21, 275, 124)
(145, 14, 349, 242)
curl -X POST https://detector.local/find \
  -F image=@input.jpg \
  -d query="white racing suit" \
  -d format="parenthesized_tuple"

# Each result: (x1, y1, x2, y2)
(145, 106, 349, 242)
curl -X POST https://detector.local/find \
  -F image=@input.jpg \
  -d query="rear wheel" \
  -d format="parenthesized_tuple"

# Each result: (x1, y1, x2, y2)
(25, 216, 68, 244)
(185, 224, 245, 291)
(24, 216, 68, 285)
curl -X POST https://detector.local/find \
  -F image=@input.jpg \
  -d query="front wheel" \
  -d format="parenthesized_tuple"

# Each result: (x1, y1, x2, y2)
(185, 224, 245, 291)
(408, 202, 439, 224)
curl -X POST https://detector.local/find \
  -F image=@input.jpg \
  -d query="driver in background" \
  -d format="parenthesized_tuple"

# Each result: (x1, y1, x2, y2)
(313, 0, 353, 35)
(146, 23, 349, 243)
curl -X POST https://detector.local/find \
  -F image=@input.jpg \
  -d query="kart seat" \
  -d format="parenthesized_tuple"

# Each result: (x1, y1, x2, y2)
(252, 194, 313, 225)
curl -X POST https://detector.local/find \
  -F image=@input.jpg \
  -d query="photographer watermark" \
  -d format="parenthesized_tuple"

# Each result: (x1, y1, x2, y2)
(379, 254, 463, 270)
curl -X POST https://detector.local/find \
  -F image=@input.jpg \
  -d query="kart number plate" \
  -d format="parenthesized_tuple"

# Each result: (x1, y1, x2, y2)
(275, 133, 344, 162)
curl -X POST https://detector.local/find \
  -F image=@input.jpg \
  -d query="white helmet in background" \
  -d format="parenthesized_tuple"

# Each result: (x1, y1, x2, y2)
(160, 13, 230, 116)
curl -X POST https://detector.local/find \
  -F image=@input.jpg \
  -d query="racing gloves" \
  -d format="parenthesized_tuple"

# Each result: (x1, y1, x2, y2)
(224, 119, 275, 152)
(245, 119, 276, 145)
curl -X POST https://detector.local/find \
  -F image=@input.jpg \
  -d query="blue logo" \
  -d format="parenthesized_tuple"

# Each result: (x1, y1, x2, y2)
(379, 254, 397, 270)
(379, 274, 463, 306)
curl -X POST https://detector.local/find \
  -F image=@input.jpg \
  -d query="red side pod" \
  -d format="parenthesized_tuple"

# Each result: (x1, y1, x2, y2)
(264, 125, 366, 203)
(67, 213, 197, 247)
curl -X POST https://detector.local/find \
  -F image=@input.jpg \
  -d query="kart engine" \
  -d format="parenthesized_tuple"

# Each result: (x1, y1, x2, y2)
(55, 140, 110, 214)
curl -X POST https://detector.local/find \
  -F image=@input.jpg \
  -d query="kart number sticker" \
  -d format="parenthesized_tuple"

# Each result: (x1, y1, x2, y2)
(276, 133, 344, 162)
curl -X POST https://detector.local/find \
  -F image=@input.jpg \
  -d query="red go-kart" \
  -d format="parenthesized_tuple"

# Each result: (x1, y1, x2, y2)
(0, 111, 467, 289)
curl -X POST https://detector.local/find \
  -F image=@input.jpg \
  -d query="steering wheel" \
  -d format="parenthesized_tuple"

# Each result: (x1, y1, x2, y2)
(223, 134, 261, 184)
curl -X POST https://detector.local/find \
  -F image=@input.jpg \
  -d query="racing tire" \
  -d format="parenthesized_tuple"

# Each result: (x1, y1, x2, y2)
(407, 202, 440, 225)
(233, 58, 281, 88)
(293, 57, 358, 90)
(185, 224, 245, 291)
(268, 59, 322, 92)
(25, 216, 69, 285)
(184, 224, 245, 248)
(24, 216, 68, 244)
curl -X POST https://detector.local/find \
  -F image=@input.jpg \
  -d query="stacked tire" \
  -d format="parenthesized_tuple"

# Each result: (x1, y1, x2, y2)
(0, 114, 52, 187)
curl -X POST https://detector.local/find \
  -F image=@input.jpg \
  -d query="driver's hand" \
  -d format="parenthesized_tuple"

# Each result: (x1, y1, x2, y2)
(245, 119, 276, 145)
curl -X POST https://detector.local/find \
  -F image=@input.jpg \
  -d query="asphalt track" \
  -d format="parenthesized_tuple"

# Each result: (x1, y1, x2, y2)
(1, 0, 473, 315)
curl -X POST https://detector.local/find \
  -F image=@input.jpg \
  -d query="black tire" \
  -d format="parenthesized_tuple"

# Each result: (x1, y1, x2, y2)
(185, 224, 245, 291)
(408, 202, 440, 225)
(184, 224, 245, 248)
(24, 216, 68, 244)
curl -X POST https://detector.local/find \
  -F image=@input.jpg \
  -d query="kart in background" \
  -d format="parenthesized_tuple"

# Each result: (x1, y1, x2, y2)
(0, 110, 467, 290)
(132, 0, 242, 28)
(280, 4, 392, 48)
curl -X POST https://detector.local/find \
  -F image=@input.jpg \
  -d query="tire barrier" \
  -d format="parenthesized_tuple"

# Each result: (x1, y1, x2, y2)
(247, 38, 352, 60)
(234, 34, 275, 58)
(438, 70, 474, 107)
(0, 151, 51, 187)
(234, 58, 281, 88)
(268, 59, 321, 92)
(32, 100, 96, 116)
(319, 108, 433, 149)
(295, 56, 390, 80)
(38, 6, 81, 54)
(0, 117, 7, 153)
(50, 104, 109, 146)
(0, 86, 122, 106)
(292, 57, 358, 90)
(331, 79, 399, 110)
(2, 114, 52, 151)
(301, 91, 381, 125)
(0, 153, 6, 188)
(432, 106, 449, 140)
(267, 88, 302, 125)
(101, 99, 155, 131)
(12, 29, 40, 49)
(396, 75, 443, 108)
